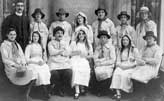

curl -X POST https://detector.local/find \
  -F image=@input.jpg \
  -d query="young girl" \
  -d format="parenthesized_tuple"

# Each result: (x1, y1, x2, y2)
(25, 31, 51, 99)
(110, 35, 140, 100)
(70, 28, 93, 99)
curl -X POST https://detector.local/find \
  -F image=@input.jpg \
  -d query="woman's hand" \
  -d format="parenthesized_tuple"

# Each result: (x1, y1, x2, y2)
(136, 59, 145, 66)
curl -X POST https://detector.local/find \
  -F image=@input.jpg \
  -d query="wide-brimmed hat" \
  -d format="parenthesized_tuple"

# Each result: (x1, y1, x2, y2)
(31, 8, 45, 19)
(97, 30, 110, 39)
(140, 6, 149, 13)
(143, 31, 157, 40)
(56, 8, 69, 17)
(10, 69, 33, 86)
(75, 12, 88, 25)
(117, 11, 130, 20)
(95, 7, 108, 16)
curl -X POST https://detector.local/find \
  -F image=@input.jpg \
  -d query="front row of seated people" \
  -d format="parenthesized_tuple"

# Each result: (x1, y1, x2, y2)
(0, 26, 162, 100)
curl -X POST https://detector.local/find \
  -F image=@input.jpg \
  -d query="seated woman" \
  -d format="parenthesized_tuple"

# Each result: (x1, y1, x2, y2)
(69, 28, 93, 99)
(131, 31, 163, 83)
(25, 31, 51, 99)
(110, 35, 140, 100)
(93, 30, 116, 96)
(0, 28, 34, 100)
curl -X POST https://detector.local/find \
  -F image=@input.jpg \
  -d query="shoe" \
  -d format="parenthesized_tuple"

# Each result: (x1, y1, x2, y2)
(112, 94, 121, 101)
(74, 93, 79, 99)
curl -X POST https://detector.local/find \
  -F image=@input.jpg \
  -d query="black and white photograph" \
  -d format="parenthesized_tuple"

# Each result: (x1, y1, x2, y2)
(0, 0, 164, 101)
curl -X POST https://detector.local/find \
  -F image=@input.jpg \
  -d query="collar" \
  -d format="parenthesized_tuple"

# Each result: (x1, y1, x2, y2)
(98, 17, 107, 21)
(120, 23, 128, 27)
(146, 43, 155, 47)
(15, 12, 23, 16)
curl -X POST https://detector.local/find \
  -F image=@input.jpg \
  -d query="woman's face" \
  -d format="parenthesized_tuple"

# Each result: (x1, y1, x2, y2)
(97, 10, 106, 19)
(35, 13, 42, 22)
(77, 15, 84, 25)
(100, 35, 108, 45)
(120, 15, 128, 24)
(32, 33, 39, 43)
(7, 30, 17, 42)
(140, 12, 148, 20)
(78, 30, 86, 41)
(122, 36, 130, 47)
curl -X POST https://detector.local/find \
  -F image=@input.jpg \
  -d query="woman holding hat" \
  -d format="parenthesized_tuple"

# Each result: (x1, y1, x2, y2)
(72, 12, 93, 44)
(115, 11, 136, 49)
(69, 28, 93, 99)
(131, 31, 162, 84)
(0, 28, 35, 100)
(49, 8, 72, 46)
(30, 8, 49, 61)
(110, 35, 140, 100)
(135, 6, 157, 51)
(92, 7, 115, 50)
(94, 30, 116, 96)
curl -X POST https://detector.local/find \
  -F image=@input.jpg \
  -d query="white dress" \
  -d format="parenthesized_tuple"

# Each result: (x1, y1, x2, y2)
(110, 48, 140, 93)
(25, 43, 51, 86)
(70, 41, 92, 87)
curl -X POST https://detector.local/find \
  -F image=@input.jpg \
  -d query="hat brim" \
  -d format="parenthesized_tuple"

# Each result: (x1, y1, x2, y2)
(56, 12, 69, 17)
(10, 69, 33, 86)
(31, 12, 45, 19)
(117, 14, 130, 20)
(143, 35, 157, 40)
(95, 9, 108, 16)
(97, 33, 110, 39)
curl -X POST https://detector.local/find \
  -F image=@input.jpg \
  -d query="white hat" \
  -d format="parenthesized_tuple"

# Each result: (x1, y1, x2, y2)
(140, 6, 149, 12)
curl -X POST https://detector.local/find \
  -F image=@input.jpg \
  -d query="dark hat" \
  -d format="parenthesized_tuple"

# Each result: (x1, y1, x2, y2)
(53, 26, 65, 36)
(56, 8, 69, 17)
(117, 11, 130, 20)
(31, 8, 45, 19)
(143, 31, 157, 40)
(97, 30, 110, 39)
(95, 7, 108, 16)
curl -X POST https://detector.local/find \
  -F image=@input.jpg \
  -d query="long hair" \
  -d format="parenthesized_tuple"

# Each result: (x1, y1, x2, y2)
(74, 15, 89, 30)
(76, 30, 90, 50)
(120, 35, 132, 57)
(31, 31, 44, 53)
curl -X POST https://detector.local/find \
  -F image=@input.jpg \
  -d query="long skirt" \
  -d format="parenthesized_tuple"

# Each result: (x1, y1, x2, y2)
(71, 57, 90, 87)
(110, 68, 134, 93)
(28, 57, 51, 86)
(131, 65, 157, 84)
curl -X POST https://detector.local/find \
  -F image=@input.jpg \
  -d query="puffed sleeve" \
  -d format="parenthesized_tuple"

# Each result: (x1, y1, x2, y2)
(0, 43, 16, 66)
(25, 44, 31, 63)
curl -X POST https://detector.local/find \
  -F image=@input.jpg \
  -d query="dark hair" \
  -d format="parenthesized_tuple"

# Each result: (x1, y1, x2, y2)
(6, 28, 16, 35)
(76, 30, 90, 50)
(120, 35, 132, 57)
(31, 31, 41, 44)
(53, 26, 64, 36)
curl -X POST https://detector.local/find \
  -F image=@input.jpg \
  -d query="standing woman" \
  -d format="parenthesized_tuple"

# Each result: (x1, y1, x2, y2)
(72, 12, 93, 44)
(110, 35, 140, 100)
(135, 6, 157, 51)
(25, 31, 51, 99)
(30, 8, 49, 60)
(70, 28, 93, 99)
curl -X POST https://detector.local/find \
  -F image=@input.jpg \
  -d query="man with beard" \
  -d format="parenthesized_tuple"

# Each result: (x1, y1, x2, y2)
(1, 0, 30, 51)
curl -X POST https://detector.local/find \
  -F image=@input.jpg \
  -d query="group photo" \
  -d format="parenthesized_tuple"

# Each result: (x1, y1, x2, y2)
(0, 0, 164, 101)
